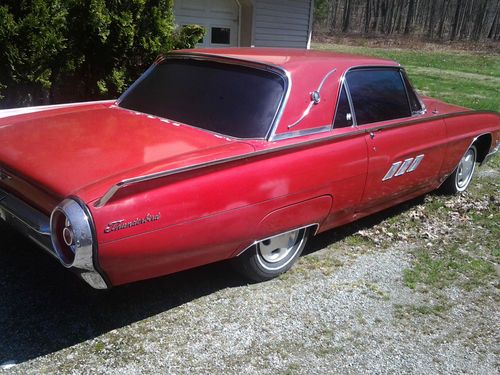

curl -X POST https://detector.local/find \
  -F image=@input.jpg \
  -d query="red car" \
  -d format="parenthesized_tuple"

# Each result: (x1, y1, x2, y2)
(0, 48, 499, 289)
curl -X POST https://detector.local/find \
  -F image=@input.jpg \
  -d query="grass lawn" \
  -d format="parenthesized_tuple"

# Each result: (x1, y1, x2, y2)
(313, 41, 499, 320)
(312, 42, 500, 112)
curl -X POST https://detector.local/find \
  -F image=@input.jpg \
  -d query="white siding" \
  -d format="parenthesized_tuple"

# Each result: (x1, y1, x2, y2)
(253, 0, 312, 48)
(174, 0, 239, 47)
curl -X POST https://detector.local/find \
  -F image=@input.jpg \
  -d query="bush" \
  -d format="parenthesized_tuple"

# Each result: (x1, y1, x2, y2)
(0, 0, 205, 108)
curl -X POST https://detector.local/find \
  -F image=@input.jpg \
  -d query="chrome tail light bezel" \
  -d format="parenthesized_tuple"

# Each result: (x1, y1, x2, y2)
(50, 198, 109, 289)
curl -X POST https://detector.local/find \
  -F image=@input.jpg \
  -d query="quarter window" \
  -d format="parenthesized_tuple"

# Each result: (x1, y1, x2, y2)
(333, 85, 353, 128)
(402, 72, 423, 114)
(346, 69, 411, 125)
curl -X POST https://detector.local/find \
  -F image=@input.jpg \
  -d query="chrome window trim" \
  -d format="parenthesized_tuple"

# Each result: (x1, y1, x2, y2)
(272, 125, 332, 141)
(343, 66, 413, 126)
(94, 108, 494, 208)
(331, 76, 357, 129)
(400, 70, 415, 116)
(117, 52, 291, 142)
(400, 69, 427, 116)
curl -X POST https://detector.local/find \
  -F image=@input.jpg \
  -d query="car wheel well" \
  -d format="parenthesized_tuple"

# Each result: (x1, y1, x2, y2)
(237, 223, 319, 258)
(473, 134, 492, 164)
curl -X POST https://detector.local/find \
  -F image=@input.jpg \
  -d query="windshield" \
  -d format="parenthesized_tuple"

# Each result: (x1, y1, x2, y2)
(118, 58, 286, 139)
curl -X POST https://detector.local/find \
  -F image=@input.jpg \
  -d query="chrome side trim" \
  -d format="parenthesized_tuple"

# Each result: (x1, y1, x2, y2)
(383, 162, 402, 181)
(95, 110, 496, 208)
(395, 158, 414, 176)
(94, 127, 366, 208)
(236, 223, 320, 257)
(407, 154, 425, 172)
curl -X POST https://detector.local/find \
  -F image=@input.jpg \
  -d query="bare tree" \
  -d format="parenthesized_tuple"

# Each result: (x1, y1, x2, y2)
(313, 0, 500, 41)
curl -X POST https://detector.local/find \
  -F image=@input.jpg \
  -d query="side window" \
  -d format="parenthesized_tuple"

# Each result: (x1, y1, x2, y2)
(333, 85, 354, 128)
(402, 71, 423, 114)
(346, 69, 411, 125)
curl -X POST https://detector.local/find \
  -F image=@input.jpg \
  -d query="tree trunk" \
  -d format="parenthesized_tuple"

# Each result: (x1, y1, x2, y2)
(342, 0, 352, 33)
(437, 0, 450, 39)
(450, 0, 463, 40)
(404, 0, 415, 34)
(329, 0, 339, 34)
(364, 0, 372, 33)
(426, 0, 437, 37)
(487, 0, 500, 39)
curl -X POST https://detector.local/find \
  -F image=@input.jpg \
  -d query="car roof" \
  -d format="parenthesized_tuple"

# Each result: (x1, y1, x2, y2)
(173, 47, 399, 73)
(170, 48, 401, 138)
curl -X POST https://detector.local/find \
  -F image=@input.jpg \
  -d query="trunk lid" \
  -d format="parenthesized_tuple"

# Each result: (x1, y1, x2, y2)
(0, 104, 254, 208)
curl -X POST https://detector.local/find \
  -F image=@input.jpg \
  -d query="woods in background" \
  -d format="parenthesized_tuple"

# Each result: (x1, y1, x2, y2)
(314, 0, 500, 41)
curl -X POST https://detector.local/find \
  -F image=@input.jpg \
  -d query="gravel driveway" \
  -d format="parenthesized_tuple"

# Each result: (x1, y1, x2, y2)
(1, 165, 498, 374)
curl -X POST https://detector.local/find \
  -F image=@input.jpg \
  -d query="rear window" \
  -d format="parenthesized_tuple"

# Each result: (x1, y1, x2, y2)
(346, 69, 411, 125)
(119, 59, 286, 138)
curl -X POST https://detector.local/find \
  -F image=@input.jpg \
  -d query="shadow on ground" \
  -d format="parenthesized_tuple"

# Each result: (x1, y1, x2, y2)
(0, 196, 425, 365)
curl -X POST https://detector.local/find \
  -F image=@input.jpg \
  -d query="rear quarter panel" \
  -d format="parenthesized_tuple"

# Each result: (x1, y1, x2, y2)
(91, 132, 368, 286)
(441, 112, 500, 176)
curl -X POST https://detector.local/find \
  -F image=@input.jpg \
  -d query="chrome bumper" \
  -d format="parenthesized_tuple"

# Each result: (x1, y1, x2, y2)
(0, 188, 109, 289)
(0, 188, 54, 255)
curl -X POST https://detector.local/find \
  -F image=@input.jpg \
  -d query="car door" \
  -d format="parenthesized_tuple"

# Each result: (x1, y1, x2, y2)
(343, 67, 447, 211)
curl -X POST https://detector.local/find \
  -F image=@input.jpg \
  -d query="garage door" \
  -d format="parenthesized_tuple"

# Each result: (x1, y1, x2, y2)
(174, 0, 240, 47)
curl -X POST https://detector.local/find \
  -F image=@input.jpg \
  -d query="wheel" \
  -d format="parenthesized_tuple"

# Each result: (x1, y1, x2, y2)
(234, 227, 309, 282)
(440, 145, 477, 194)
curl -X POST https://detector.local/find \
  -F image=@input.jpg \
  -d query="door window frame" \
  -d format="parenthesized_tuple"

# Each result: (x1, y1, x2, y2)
(332, 66, 426, 129)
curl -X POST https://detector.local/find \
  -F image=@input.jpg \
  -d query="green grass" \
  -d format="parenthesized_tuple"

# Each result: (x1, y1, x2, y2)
(403, 247, 496, 291)
(312, 42, 500, 111)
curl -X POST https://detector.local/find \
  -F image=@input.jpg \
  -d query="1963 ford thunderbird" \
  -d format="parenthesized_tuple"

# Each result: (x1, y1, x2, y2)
(0, 48, 499, 289)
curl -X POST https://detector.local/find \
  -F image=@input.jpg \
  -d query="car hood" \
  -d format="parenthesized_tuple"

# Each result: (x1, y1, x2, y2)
(0, 103, 255, 205)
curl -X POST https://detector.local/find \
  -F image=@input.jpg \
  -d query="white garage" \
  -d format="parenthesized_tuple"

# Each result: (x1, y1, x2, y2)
(173, 0, 314, 49)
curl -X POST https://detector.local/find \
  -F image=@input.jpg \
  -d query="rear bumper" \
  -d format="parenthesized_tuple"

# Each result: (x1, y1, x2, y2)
(0, 188, 54, 255)
(0, 188, 109, 289)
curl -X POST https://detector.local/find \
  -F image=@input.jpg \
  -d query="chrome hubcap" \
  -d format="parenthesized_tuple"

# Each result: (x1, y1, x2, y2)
(456, 148, 475, 189)
(258, 230, 299, 263)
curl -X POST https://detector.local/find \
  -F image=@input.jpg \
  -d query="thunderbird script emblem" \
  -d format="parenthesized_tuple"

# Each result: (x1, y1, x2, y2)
(104, 213, 161, 233)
